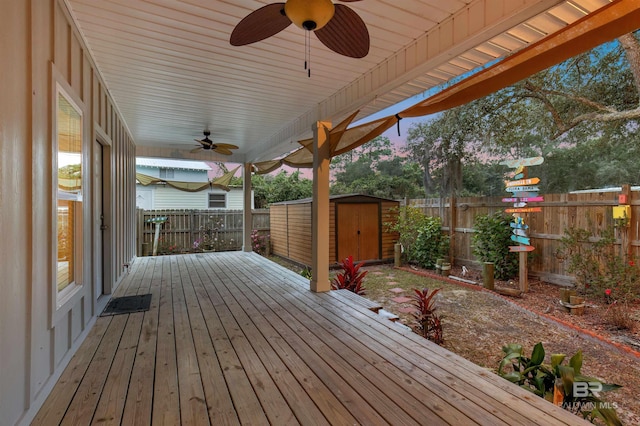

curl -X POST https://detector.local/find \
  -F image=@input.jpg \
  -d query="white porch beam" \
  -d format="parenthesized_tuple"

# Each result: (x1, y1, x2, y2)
(246, 0, 566, 163)
(310, 121, 332, 293)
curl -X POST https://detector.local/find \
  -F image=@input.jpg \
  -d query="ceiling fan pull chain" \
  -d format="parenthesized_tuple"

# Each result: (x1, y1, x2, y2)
(308, 32, 311, 78)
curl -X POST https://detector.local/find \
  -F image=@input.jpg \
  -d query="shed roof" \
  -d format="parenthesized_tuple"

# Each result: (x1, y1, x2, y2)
(271, 194, 399, 206)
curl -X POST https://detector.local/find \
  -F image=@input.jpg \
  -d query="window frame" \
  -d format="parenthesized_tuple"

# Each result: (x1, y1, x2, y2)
(51, 64, 87, 326)
(208, 192, 227, 209)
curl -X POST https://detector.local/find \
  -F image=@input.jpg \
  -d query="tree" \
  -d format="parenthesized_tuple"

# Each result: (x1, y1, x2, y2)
(331, 136, 423, 199)
(405, 104, 484, 197)
(251, 170, 313, 208)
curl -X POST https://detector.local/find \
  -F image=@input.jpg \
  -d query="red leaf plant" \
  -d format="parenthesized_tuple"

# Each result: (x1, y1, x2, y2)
(331, 255, 368, 295)
(411, 287, 444, 344)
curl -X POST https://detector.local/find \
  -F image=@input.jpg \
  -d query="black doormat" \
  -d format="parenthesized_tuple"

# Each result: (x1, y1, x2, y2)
(101, 294, 152, 316)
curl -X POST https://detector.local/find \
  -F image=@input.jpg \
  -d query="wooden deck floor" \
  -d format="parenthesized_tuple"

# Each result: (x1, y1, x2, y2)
(33, 252, 586, 425)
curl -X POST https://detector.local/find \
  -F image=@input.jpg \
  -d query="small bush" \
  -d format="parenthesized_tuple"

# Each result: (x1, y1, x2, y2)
(331, 255, 367, 295)
(472, 212, 518, 280)
(413, 216, 449, 269)
(410, 288, 443, 344)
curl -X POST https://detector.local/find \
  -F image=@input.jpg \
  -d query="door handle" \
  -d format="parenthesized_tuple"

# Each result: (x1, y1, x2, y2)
(100, 224, 108, 230)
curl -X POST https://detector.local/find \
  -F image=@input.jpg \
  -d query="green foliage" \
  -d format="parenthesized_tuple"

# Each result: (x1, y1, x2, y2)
(498, 343, 622, 425)
(410, 288, 443, 344)
(385, 207, 448, 267)
(558, 226, 640, 302)
(300, 267, 312, 280)
(252, 170, 313, 208)
(331, 256, 368, 295)
(472, 212, 518, 280)
(331, 136, 423, 199)
(413, 217, 449, 269)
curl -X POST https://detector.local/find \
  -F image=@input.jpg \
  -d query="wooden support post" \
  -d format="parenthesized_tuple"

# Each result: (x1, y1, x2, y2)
(311, 120, 332, 292)
(519, 251, 528, 293)
(394, 243, 401, 267)
(483, 262, 494, 290)
(242, 162, 253, 252)
(449, 194, 456, 266)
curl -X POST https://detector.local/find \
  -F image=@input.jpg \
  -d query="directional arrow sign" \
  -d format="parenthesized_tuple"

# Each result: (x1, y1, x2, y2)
(514, 172, 525, 180)
(506, 177, 540, 187)
(511, 235, 531, 245)
(513, 228, 528, 237)
(514, 192, 539, 198)
(500, 157, 545, 168)
(513, 202, 527, 208)
(505, 207, 542, 213)
(509, 245, 535, 252)
(510, 222, 529, 230)
(506, 186, 539, 193)
(502, 196, 544, 203)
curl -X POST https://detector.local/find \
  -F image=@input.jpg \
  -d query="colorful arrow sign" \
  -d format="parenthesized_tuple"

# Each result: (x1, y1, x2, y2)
(513, 228, 528, 237)
(514, 192, 539, 198)
(500, 157, 545, 168)
(510, 222, 529, 230)
(511, 235, 531, 245)
(506, 177, 540, 187)
(502, 196, 544, 203)
(505, 207, 542, 213)
(513, 202, 527, 208)
(509, 245, 535, 252)
(505, 186, 540, 193)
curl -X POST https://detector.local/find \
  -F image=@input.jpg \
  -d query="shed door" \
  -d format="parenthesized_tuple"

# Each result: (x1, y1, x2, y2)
(337, 203, 380, 262)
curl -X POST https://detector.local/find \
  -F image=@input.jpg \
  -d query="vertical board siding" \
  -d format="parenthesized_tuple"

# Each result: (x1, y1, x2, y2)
(409, 190, 637, 285)
(1, 1, 139, 424)
(269, 197, 400, 267)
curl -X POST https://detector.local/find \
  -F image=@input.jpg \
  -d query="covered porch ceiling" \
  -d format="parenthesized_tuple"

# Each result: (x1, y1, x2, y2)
(66, 0, 615, 165)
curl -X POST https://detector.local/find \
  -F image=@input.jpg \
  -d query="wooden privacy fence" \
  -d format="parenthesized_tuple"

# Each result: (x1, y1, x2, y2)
(408, 188, 640, 286)
(137, 209, 270, 256)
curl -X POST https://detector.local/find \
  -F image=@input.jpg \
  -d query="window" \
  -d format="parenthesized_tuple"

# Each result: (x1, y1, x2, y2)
(55, 84, 84, 305)
(208, 193, 226, 209)
(159, 168, 174, 179)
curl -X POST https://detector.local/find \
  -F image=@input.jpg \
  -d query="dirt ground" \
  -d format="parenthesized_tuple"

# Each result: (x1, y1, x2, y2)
(360, 264, 640, 425)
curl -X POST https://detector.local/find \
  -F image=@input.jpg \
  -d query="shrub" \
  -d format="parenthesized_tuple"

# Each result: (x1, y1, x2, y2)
(498, 342, 621, 425)
(472, 212, 518, 280)
(413, 216, 449, 269)
(558, 226, 640, 302)
(331, 255, 367, 295)
(251, 229, 269, 255)
(384, 206, 431, 262)
(410, 288, 443, 344)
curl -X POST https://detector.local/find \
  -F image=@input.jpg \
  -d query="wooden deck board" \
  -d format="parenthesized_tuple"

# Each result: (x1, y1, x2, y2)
(34, 252, 588, 426)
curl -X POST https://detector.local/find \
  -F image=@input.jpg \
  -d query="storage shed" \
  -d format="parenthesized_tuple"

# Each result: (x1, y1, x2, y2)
(270, 194, 400, 267)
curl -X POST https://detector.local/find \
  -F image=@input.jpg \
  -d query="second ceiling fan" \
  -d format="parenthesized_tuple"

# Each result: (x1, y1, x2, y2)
(230, 0, 370, 59)
(191, 131, 239, 155)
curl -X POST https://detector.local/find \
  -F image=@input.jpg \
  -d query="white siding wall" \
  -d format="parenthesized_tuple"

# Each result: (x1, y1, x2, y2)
(153, 186, 209, 209)
(136, 166, 208, 182)
(0, 2, 137, 425)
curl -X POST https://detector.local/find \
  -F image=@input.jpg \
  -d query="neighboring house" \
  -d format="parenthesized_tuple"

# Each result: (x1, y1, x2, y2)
(135, 158, 253, 210)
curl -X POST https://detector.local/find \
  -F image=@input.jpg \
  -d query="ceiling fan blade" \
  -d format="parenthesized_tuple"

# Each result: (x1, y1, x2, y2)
(190, 147, 203, 153)
(315, 4, 369, 58)
(230, 3, 291, 46)
(338, 0, 363, 2)
(195, 138, 212, 146)
(214, 143, 239, 150)
(214, 147, 234, 156)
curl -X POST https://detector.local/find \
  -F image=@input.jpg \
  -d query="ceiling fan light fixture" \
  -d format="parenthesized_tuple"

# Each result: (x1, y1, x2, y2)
(285, 0, 335, 31)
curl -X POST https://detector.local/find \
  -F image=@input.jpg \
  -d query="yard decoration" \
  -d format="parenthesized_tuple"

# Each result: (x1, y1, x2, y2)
(500, 156, 545, 292)
(498, 342, 622, 425)
(145, 216, 168, 256)
(331, 255, 367, 295)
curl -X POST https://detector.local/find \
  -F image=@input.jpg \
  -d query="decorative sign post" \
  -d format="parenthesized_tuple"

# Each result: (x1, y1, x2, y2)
(499, 156, 544, 293)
